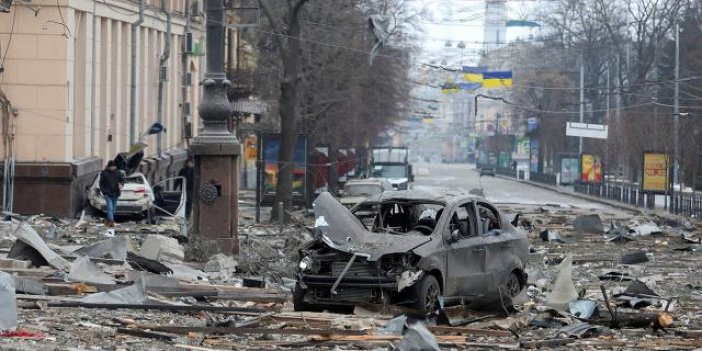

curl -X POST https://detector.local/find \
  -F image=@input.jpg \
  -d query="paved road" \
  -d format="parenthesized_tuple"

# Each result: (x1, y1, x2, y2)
(413, 163, 622, 211)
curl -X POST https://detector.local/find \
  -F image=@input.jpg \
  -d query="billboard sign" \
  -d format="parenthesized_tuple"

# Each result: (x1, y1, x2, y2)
(580, 154, 603, 183)
(642, 152, 668, 193)
(560, 157, 579, 185)
(258, 134, 308, 205)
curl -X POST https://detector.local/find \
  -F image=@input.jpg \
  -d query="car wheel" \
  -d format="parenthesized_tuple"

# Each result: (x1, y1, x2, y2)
(413, 274, 441, 315)
(503, 271, 522, 298)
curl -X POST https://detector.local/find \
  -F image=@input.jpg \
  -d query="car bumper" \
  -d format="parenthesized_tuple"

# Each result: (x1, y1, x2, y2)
(298, 273, 399, 306)
(94, 203, 150, 214)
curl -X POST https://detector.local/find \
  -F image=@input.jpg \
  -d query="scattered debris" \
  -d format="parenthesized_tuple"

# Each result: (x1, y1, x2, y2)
(573, 214, 604, 234)
(545, 255, 578, 310)
(0, 271, 17, 330)
(621, 251, 649, 264)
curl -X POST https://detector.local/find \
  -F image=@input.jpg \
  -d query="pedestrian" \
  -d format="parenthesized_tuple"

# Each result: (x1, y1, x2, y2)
(178, 158, 194, 218)
(99, 160, 124, 227)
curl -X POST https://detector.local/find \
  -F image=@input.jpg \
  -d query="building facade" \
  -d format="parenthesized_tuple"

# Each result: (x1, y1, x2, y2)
(0, 0, 204, 217)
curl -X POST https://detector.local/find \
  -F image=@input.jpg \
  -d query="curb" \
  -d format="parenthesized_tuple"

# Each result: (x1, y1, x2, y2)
(493, 174, 644, 214)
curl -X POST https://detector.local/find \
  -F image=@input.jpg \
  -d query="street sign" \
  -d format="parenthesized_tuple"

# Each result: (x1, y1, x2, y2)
(566, 122, 609, 139)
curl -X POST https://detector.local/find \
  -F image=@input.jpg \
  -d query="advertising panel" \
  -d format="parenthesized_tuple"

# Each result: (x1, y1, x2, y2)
(642, 152, 668, 193)
(580, 154, 603, 183)
(560, 157, 579, 185)
(259, 134, 308, 205)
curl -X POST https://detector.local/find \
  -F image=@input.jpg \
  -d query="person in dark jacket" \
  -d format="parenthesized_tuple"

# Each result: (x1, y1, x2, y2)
(177, 158, 194, 218)
(99, 160, 125, 227)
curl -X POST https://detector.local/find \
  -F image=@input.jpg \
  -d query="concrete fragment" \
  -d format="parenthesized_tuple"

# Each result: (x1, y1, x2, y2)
(139, 235, 184, 263)
(7, 221, 71, 270)
(629, 220, 662, 236)
(67, 256, 116, 285)
(72, 235, 129, 260)
(203, 254, 238, 273)
(376, 315, 407, 335)
(0, 259, 31, 269)
(545, 255, 578, 310)
(81, 280, 148, 304)
(397, 322, 440, 351)
(574, 214, 604, 234)
(622, 251, 649, 264)
(12, 276, 46, 295)
(0, 271, 17, 330)
(163, 262, 208, 283)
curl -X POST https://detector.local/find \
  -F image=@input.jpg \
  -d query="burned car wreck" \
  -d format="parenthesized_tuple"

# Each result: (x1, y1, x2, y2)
(294, 191, 529, 314)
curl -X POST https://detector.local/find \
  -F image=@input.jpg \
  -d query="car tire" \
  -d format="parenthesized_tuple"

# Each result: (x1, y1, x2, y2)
(502, 271, 522, 298)
(413, 274, 441, 315)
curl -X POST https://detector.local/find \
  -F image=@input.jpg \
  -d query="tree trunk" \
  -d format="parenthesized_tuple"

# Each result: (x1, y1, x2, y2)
(271, 2, 305, 223)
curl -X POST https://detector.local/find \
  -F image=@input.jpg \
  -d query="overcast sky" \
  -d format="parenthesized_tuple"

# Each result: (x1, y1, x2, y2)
(415, 0, 542, 67)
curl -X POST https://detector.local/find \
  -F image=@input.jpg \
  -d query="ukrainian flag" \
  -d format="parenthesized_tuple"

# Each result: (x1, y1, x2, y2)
(441, 83, 460, 94)
(462, 66, 485, 83)
(482, 71, 513, 89)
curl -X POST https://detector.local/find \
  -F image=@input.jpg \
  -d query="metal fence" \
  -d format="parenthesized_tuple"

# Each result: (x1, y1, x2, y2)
(574, 181, 647, 207)
(574, 181, 702, 217)
(530, 172, 558, 186)
(671, 193, 702, 218)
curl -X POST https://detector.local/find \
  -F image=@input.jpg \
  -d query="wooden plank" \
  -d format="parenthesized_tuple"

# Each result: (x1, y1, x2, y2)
(427, 325, 513, 338)
(143, 325, 368, 336)
(48, 302, 267, 313)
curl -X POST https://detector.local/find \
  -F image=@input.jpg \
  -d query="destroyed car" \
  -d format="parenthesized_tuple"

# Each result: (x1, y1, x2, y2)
(338, 178, 392, 208)
(294, 191, 529, 314)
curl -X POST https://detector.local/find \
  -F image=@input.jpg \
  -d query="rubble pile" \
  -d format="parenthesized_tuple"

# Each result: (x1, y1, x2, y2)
(0, 203, 698, 350)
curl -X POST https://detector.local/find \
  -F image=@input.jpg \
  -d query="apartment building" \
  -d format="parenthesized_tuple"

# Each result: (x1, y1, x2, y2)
(0, 0, 205, 217)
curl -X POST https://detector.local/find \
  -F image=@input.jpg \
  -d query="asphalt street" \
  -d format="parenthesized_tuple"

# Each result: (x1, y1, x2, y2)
(413, 163, 623, 211)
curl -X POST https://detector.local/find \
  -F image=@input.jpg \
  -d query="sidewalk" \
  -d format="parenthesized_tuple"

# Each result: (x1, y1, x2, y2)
(495, 174, 690, 222)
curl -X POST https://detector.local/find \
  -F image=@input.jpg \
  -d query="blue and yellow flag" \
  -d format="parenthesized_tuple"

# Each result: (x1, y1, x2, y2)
(482, 71, 513, 88)
(462, 66, 485, 83)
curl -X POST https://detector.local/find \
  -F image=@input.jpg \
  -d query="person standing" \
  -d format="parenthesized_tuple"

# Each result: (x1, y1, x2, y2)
(99, 160, 124, 227)
(178, 158, 194, 218)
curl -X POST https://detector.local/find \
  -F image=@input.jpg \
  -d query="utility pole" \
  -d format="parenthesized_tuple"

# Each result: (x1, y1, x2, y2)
(579, 57, 584, 155)
(130, 0, 145, 145)
(191, 0, 242, 254)
(672, 21, 680, 213)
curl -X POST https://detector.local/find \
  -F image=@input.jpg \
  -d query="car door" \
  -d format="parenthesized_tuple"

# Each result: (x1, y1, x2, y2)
(444, 200, 488, 300)
(477, 202, 511, 294)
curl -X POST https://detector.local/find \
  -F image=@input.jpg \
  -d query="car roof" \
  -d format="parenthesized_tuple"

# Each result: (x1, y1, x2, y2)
(362, 189, 482, 205)
(345, 180, 384, 186)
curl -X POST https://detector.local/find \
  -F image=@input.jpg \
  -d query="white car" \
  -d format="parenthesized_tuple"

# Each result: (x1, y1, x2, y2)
(88, 173, 186, 219)
(338, 178, 392, 208)
(88, 172, 155, 216)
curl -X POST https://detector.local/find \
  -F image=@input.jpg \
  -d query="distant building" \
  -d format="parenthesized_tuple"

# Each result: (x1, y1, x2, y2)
(483, 0, 507, 53)
(0, 0, 211, 217)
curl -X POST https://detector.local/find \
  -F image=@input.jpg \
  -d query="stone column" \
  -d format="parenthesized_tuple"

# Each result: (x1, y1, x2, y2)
(191, 0, 241, 255)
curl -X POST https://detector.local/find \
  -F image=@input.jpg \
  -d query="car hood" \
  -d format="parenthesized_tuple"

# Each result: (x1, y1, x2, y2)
(387, 178, 408, 185)
(339, 195, 369, 204)
(313, 192, 431, 261)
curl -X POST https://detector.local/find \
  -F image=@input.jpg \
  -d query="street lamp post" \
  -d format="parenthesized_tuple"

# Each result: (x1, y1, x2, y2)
(191, 0, 242, 255)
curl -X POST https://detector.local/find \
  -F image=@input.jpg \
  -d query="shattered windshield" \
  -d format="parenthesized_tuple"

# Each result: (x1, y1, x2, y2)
(344, 184, 383, 196)
(353, 200, 444, 235)
(372, 165, 407, 178)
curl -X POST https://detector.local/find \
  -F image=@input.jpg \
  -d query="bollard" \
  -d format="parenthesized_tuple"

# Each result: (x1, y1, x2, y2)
(278, 201, 284, 234)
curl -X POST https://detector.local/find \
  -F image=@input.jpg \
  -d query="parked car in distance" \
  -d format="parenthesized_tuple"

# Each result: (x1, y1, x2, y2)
(338, 178, 392, 208)
(295, 191, 528, 315)
(479, 167, 496, 177)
